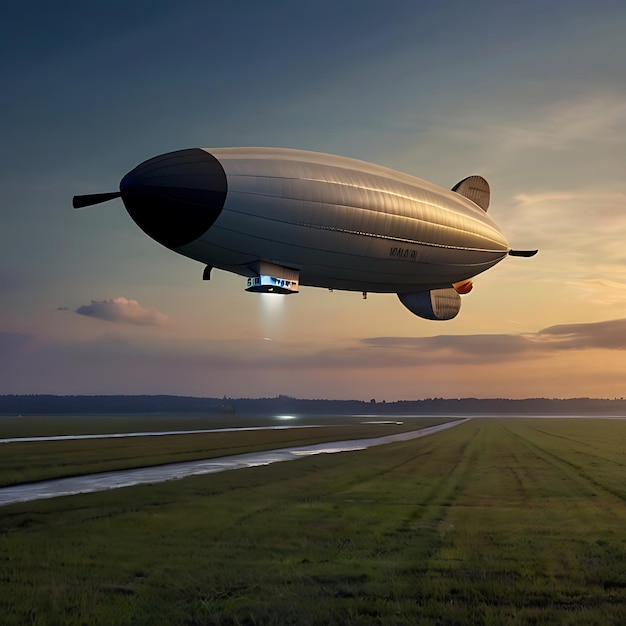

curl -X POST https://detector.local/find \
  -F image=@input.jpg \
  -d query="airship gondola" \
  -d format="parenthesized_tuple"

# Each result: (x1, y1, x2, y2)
(74, 147, 536, 320)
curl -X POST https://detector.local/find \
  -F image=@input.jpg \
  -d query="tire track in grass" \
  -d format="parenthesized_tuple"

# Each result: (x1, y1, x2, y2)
(389, 420, 486, 571)
(206, 421, 480, 566)
(502, 422, 626, 506)
(147, 419, 478, 612)
(369, 419, 490, 616)
(488, 421, 552, 506)
(317, 419, 483, 527)
(417, 420, 486, 518)
(408, 421, 626, 617)
(521, 421, 626, 473)
(208, 439, 441, 547)
(268, 420, 487, 608)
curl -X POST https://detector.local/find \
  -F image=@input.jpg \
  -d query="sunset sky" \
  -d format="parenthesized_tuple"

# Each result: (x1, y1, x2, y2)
(2, 1, 626, 400)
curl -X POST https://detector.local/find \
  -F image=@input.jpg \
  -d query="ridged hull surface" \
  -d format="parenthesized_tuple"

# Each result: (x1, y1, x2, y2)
(175, 148, 509, 292)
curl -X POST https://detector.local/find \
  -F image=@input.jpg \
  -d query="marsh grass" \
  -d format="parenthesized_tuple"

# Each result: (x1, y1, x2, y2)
(1, 418, 626, 624)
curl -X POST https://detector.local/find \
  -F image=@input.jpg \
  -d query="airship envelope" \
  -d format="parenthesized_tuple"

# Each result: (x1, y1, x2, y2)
(74, 147, 537, 320)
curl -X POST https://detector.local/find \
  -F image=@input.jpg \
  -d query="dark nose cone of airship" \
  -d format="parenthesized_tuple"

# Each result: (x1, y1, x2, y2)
(120, 149, 227, 249)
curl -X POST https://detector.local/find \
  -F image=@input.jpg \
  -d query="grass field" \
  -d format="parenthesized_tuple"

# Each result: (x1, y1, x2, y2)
(0, 414, 419, 439)
(1, 417, 626, 624)
(0, 415, 445, 487)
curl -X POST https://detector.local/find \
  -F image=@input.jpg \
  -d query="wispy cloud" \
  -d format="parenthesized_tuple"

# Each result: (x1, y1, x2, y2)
(497, 95, 626, 153)
(362, 318, 626, 365)
(75, 297, 169, 326)
(498, 186, 626, 291)
(513, 190, 626, 215)
(564, 279, 626, 307)
(361, 334, 535, 364)
(3, 317, 626, 396)
(533, 318, 626, 350)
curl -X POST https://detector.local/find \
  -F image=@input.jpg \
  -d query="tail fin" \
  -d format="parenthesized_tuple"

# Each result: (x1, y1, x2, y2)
(398, 288, 461, 320)
(509, 249, 538, 257)
(452, 176, 490, 211)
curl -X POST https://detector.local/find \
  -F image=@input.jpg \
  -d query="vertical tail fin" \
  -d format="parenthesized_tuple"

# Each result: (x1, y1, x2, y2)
(452, 176, 490, 211)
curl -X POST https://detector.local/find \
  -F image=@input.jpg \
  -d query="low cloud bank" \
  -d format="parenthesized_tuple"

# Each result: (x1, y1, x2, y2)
(363, 317, 626, 363)
(75, 297, 168, 326)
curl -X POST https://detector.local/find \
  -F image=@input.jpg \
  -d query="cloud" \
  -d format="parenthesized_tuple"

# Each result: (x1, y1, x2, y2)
(581, 279, 626, 292)
(563, 279, 626, 307)
(17, 317, 626, 382)
(493, 95, 626, 154)
(4, 317, 626, 397)
(75, 297, 168, 326)
(512, 190, 626, 215)
(534, 318, 626, 350)
(499, 188, 626, 289)
(362, 334, 536, 364)
(362, 317, 626, 365)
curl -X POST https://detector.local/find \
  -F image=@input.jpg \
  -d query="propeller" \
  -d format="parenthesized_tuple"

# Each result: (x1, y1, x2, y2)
(72, 191, 121, 209)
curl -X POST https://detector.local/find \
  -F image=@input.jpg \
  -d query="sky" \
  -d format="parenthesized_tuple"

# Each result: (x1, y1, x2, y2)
(2, 0, 626, 400)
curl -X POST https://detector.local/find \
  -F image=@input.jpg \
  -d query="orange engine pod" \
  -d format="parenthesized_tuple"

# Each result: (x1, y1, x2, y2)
(453, 279, 473, 295)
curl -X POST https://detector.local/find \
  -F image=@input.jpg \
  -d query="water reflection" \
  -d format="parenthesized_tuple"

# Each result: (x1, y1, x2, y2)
(0, 419, 468, 507)
(0, 424, 321, 444)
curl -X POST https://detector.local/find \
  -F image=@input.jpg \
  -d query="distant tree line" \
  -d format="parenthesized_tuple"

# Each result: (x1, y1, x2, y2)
(1, 394, 626, 416)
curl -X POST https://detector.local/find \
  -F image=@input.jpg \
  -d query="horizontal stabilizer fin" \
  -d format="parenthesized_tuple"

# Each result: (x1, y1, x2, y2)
(452, 176, 490, 211)
(73, 192, 121, 209)
(398, 288, 461, 320)
(509, 249, 538, 257)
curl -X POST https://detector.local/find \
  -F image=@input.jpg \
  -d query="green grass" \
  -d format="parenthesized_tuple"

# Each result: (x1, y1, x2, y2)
(0, 413, 421, 438)
(1, 418, 626, 624)
(0, 416, 446, 487)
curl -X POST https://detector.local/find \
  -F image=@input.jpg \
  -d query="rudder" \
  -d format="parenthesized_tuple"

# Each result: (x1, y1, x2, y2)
(452, 176, 490, 211)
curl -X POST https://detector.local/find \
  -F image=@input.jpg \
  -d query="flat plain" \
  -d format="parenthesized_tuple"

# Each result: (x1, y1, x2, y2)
(0, 415, 444, 487)
(1, 417, 626, 624)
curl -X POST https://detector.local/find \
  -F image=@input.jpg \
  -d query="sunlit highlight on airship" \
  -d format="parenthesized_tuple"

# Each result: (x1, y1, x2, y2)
(73, 148, 537, 320)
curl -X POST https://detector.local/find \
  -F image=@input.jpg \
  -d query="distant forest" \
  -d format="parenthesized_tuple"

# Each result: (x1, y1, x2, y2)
(1, 395, 626, 416)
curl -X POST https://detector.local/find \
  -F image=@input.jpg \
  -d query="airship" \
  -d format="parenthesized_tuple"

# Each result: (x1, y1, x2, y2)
(73, 147, 536, 320)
